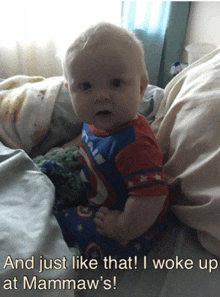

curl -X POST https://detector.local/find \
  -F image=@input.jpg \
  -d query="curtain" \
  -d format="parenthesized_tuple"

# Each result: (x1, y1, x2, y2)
(0, 0, 121, 79)
(121, 1, 191, 88)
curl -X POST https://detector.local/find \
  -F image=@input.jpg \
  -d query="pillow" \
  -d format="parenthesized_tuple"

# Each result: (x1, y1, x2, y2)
(140, 84, 164, 124)
(151, 46, 220, 257)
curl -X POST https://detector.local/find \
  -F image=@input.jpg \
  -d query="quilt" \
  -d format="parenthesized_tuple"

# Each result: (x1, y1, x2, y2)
(0, 75, 64, 154)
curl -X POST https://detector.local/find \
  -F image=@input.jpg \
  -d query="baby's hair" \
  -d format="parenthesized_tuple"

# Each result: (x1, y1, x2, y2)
(63, 22, 148, 82)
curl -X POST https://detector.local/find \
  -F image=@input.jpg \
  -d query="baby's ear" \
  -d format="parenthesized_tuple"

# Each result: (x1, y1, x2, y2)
(140, 79, 148, 97)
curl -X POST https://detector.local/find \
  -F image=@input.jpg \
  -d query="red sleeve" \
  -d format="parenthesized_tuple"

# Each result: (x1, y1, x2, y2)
(115, 126, 168, 197)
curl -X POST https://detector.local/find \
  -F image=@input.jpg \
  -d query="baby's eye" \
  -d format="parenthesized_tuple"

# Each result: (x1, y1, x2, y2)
(79, 82, 92, 91)
(110, 79, 123, 88)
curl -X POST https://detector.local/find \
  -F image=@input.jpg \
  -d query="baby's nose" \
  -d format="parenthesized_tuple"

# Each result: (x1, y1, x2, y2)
(94, 91, 110, 103)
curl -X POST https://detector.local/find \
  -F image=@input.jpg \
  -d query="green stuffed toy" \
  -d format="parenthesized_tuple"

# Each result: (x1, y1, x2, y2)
(33, 146, 87, 208)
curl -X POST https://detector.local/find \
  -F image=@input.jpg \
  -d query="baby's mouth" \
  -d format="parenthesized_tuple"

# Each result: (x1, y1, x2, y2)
(95, 110, 112, 117)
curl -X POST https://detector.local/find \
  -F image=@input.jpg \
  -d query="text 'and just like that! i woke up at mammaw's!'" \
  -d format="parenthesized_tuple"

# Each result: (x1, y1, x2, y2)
(2, 255, 219, 291)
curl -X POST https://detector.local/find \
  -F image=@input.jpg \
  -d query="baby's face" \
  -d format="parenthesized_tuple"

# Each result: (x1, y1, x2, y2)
(67, 43, 147, 131)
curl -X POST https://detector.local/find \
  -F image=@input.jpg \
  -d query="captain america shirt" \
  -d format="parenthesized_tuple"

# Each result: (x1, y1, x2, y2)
(79, 113, 168, 212)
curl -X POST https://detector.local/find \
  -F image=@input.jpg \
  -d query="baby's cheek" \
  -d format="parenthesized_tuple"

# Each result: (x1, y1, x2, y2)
(73, 99, 87, 115)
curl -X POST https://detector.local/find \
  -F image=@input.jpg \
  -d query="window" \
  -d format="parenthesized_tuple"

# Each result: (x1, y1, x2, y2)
(1, 1, 122, 58)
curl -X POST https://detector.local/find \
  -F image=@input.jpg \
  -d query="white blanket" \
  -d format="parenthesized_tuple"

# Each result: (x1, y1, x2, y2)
(0, 143, 75, 297)
(0, 75, 64, 153)
(151, 47, 220, 257)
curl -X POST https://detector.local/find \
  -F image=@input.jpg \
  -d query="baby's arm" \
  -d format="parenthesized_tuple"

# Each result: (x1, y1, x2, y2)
(94, 195, 166, 243)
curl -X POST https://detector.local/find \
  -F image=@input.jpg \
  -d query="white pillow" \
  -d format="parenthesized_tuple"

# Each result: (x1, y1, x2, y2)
(152, 47, 220, 257)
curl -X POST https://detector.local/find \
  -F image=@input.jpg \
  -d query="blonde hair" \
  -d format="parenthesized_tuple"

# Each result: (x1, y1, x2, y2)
(63, 22, 148, 83)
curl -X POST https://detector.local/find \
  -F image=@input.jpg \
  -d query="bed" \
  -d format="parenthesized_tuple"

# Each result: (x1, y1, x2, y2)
(1, 47, 220, 297)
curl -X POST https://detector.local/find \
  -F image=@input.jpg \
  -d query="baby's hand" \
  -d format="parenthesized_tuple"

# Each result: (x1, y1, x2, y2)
(94, 206, 122, 240)
(48, 147, 64, 153)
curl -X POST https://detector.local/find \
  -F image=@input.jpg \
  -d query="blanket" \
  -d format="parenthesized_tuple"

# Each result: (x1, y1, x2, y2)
(0, 143, 76, 297)
(151, 46, 220, 257)
(0, 75, 64, 154)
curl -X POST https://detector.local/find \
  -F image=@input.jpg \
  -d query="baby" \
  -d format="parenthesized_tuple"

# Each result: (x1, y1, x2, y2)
(55, 22, 168, 258)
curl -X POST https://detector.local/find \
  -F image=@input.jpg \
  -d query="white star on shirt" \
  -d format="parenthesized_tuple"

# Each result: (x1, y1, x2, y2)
(154, 174, 161, 180)
(77, 224, 83, 232)
(128, 181, 134, 187)
(82, 206, 90, 213)
(140, 175, 148, 182)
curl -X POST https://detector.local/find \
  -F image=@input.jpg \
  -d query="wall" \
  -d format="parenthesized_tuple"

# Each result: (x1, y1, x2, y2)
(182, 1, 220, 63)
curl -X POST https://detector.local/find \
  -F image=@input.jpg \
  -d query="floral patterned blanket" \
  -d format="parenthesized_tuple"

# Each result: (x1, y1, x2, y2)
(0, 75, 64, 153)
